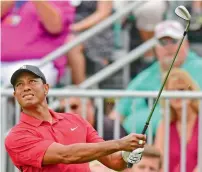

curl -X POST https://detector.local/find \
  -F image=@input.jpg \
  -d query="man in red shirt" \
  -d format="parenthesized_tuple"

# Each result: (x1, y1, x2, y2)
(5, 65, 146, 172)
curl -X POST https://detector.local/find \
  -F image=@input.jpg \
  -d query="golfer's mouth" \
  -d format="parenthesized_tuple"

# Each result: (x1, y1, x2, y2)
(23, 94, 34, 98)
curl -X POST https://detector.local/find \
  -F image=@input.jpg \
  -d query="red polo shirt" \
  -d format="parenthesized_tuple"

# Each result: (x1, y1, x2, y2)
(5, 109, 104, 172)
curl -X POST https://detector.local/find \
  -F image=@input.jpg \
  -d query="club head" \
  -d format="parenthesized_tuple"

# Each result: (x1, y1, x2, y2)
(175, 6, 191, 21)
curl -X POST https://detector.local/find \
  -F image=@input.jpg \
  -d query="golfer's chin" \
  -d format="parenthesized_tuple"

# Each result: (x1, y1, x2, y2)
(21, 100, 38, 108)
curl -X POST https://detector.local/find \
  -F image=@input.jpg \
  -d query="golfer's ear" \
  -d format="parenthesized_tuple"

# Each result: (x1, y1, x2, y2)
(13, 91, 16, 98)
(44, 84, 49, 94)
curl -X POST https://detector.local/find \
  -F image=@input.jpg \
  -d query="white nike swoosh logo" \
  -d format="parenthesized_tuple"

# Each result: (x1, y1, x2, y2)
(71, 127, 78, 131)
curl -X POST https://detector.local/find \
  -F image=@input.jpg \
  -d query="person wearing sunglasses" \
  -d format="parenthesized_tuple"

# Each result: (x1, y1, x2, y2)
(110, 20, 202, 140)
(155, 68, 199, 172)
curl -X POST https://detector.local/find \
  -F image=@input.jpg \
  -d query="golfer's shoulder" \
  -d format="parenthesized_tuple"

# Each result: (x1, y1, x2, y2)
(5, 123, 28, 137)
(4, 123, 34, 148)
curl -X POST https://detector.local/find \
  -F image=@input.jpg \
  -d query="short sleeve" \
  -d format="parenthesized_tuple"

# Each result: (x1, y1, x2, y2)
(85, 120, 105, 143)
(5, 130, 54, 168)
(72, 114, 104, 143)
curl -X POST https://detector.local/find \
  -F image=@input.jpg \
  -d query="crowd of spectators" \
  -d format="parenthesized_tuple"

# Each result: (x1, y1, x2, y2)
(1, 1, 202, 172)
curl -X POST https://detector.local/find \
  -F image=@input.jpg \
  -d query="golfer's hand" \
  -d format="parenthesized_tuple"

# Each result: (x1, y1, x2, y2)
(119, 133, 146, 152)
(122, 148, 144, 164)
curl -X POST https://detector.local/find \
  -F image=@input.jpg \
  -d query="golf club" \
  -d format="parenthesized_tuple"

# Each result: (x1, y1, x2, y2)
(127, 5, 191, 168)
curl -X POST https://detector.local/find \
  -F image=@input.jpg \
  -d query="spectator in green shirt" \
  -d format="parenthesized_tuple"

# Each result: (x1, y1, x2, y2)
(109, 20, 202, 138)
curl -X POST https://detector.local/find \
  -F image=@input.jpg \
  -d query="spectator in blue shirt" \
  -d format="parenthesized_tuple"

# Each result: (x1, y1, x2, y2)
(109, 20, 202, 137)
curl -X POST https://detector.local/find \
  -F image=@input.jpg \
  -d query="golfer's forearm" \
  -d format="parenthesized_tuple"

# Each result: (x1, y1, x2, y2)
(98, 152, 126, 171)
(61, 140, 121, 164)
(1, 1, 15, 18)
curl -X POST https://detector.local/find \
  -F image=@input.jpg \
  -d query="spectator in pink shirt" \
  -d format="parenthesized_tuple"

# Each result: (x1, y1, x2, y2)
(155, 68, 199, 172)
(1, 0, 75, 87)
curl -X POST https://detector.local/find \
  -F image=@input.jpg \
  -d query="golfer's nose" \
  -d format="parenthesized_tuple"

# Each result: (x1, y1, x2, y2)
(23, 82, 31, 92)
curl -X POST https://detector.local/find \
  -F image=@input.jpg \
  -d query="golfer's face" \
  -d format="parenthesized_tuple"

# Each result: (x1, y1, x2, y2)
(131, 156, 160, 172)
(13, 72, 48, 108)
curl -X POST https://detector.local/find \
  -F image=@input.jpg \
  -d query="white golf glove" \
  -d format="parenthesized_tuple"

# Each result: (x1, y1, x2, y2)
(122, 148, 144, 164)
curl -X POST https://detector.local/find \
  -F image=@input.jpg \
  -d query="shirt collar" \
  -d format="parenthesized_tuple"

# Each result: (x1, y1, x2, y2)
(20, 109, 64, 127)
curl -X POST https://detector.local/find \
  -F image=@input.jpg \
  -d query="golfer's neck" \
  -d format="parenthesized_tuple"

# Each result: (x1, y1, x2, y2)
(22, 103, 52, 123)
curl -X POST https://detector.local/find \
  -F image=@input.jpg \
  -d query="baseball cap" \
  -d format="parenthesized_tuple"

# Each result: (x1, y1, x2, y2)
(155, 20, 184, 40)
(10, 65, 46, 86)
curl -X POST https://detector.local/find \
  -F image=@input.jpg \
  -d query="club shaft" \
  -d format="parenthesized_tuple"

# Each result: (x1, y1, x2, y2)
(142, 33, 186, 134)
(127, 30, 188, 169)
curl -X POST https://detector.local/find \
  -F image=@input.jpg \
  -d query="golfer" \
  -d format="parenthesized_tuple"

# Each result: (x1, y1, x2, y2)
(5, 65, 146, 172)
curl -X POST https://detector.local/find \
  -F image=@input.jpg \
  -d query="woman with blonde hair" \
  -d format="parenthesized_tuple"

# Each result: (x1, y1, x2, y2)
(155, 68, 199, 172)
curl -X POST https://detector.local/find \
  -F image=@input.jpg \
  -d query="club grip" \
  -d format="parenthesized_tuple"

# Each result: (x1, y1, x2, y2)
(141, 123, 149, 135)
(127, 163, 133, 168)
(127, 123, 149, 168)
